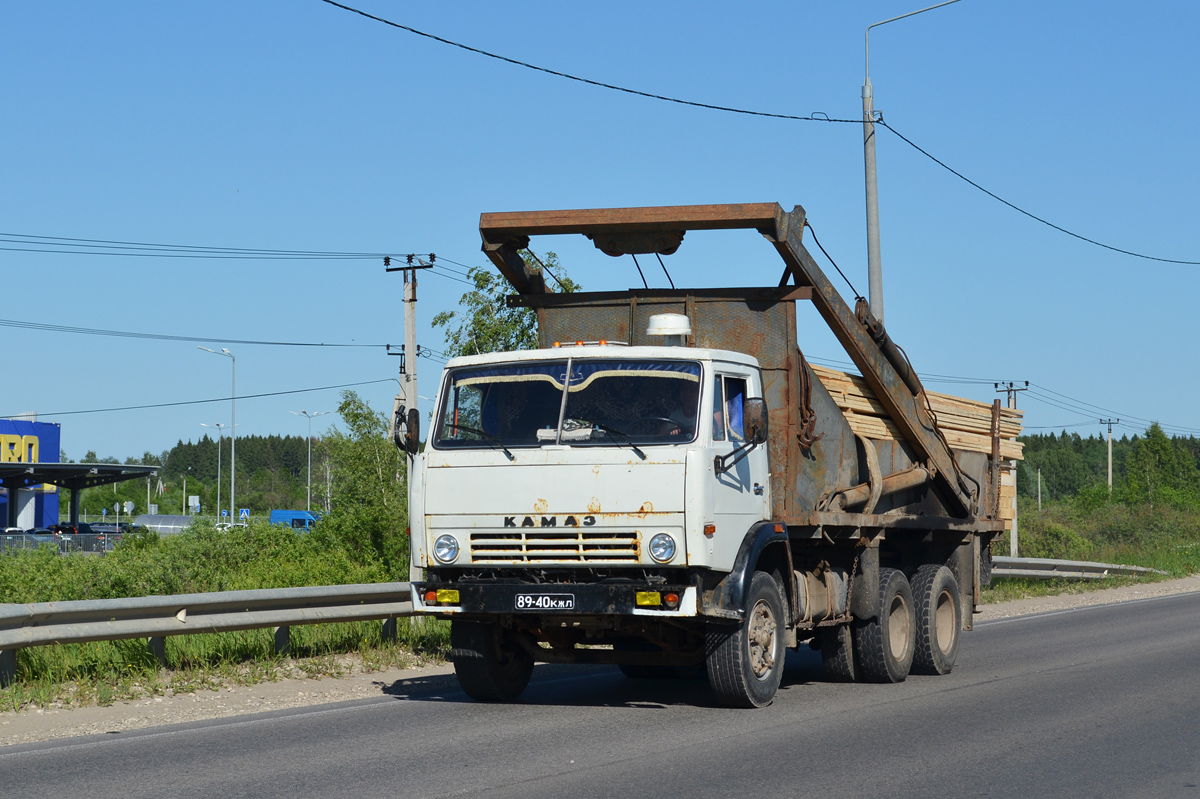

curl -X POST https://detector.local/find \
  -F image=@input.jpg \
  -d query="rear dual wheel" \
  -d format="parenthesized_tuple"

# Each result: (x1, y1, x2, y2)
(910, 564, 961, 675)
(853, 567, 916, 683)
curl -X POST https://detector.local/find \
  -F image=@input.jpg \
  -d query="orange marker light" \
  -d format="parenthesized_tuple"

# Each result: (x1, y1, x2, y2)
(703, 523, 716, 537)
(552, 342, 561, 348)
(424, 590, 438, 603)
(664, 592, 680, 608)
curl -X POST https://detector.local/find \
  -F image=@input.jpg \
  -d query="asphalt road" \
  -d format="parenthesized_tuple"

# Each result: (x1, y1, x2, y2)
(4, 592, 1199, 799)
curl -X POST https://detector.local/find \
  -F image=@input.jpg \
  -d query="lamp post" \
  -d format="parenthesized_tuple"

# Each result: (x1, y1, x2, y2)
(863, 0, 965, 324)
(290, 410, 330, 512)
(201, 422, 227, 519)
(183, 466, 192, 514)
(198, 347, 236, 520)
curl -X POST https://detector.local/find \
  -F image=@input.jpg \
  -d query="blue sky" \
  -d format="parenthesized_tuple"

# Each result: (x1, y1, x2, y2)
(2, 1, 1197, 460)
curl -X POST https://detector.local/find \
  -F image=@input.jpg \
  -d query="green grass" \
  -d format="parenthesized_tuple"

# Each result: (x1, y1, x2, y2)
(1, 619, 450, 713)
(0, 521, 450, 713)
(980, 498, 1200, 603)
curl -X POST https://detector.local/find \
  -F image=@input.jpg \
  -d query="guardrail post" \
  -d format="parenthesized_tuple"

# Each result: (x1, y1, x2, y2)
(147, 636, 167, 668)
(274, 626, 290, 656)
(1, 649, 16, 687)
(381, 617, 397, 644)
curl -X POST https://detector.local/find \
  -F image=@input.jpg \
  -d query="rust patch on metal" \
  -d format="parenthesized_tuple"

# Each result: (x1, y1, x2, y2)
(588, 497, 602, 513)
(533, 498, 549, 514)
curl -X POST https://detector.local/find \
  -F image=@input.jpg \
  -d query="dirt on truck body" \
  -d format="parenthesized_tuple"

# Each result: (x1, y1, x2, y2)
(400, 203, 1022, 707)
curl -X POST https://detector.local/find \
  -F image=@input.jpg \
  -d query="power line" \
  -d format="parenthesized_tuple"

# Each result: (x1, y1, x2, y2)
(804, 222, 861, 299)
(318, 0, 858, 126)
(807, 352, 1200, 434)
(319, 0, 1200, 266)
(0, 318, 388, 348)
(0, 233, 411, 261)
(13, 378, 394, 418)
(877, 121, 1200, 266)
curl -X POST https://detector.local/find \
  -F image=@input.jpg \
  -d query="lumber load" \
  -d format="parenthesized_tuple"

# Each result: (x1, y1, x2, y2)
(811, 363, 1024, 461)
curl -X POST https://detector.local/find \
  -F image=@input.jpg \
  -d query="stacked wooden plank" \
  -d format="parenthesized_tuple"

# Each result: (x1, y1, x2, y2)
(810, 364, 1024, 461)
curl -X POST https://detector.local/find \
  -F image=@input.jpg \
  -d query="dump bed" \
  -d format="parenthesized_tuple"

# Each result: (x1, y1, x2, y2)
(485, 202, 1021, 533)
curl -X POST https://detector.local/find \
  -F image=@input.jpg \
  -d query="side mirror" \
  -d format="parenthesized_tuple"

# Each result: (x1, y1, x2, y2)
(744, 397, 768, 444)
(405, 407, 420, 455)
(392, 404, 406, 450)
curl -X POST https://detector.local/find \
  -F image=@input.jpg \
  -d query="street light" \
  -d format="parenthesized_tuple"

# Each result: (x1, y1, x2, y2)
(290, 410, 330, 512)
(201, 422, 228, 519)
(198, 346, 236, 521)
(183, 466, 192, 514)
(862, 0, 965, 324)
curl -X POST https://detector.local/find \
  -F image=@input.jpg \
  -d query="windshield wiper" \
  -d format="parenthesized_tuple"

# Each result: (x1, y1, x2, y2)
(570, 419, 646, 460)
(442, 423, 515, 461)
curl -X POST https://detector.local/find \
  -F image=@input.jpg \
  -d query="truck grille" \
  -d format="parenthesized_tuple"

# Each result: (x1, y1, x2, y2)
(469, 531, 640, 564)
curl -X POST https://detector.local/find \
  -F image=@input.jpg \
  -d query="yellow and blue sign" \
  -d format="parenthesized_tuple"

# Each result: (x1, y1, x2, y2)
(0, 419, 62, 528)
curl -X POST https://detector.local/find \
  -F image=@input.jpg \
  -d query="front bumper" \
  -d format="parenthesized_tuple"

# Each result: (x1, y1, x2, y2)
(410, 581, 699, 617)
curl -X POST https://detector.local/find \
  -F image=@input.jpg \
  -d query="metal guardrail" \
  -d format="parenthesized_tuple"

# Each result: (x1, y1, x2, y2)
(0, 582, 413, 686)
(992, 556, 1166, 580)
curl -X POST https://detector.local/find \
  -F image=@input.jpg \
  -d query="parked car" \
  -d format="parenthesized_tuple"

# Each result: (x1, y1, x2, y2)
(50, 522, 95, 536)
(22, 528, 58, 548)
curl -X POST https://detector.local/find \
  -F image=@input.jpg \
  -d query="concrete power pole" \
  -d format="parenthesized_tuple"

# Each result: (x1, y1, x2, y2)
(1101, 418, 1119, 491)
(862, 0, 966, 322)
(387, 255, 432, 585)
(994, 381, 1028, 557)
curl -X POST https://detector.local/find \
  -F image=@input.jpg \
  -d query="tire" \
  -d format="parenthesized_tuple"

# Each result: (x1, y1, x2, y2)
(980, 541, 994, 586)
(450, 620, 534, 702)
(910, 564, 961, 675)
(706, 571, 786, 708)
(818, 625, 857, 682)
(853, 567, 916, 683)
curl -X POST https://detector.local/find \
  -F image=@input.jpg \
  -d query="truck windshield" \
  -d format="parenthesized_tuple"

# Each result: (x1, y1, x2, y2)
(434, 359, 701, 449)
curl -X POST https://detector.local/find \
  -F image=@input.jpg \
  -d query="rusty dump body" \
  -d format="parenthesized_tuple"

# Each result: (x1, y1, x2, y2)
(482, 203, 1009, 540)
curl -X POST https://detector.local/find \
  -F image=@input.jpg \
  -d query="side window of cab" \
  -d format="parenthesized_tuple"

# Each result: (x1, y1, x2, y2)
(712, 374, 748, 442)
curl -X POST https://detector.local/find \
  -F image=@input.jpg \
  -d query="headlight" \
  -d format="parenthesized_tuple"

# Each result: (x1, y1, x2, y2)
(433, 534, 460, 564)
(648, 533, 676, 563)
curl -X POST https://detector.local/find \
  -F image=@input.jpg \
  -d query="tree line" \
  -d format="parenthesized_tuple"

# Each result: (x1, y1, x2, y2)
(1017, 424, 1200, 509)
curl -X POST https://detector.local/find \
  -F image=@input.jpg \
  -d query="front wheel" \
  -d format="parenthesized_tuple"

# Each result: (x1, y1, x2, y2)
(853, 567, 916, 683)
(450, 620, 534, 702)
(706, 571, 786, 708)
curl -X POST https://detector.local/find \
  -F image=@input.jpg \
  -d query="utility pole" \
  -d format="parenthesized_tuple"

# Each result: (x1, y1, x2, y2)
(994, 380, 1028, 557)
(1037, 467, 1042, 511)
(386, 255, 434, 584)
(994, 380, 1029, 409)
(1101, 418, 1119, 491)
(863, 0, 966, 323)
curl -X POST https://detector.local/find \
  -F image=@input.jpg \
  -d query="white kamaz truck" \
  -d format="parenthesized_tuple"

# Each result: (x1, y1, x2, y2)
(399, 203, 1016, 708)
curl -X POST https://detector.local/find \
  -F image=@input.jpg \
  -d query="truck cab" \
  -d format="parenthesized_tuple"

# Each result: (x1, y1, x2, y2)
(412, 341, 770, 598)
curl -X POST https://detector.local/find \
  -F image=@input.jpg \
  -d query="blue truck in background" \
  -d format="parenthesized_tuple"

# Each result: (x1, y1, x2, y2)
(269, 510, 320, 529)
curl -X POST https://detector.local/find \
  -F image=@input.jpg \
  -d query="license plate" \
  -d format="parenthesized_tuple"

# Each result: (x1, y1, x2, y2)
(515, 593, 575, 611)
